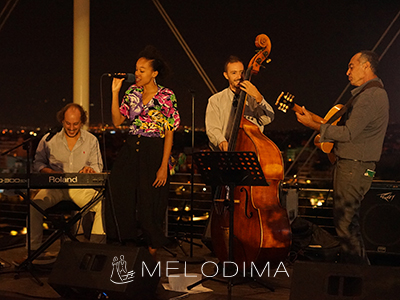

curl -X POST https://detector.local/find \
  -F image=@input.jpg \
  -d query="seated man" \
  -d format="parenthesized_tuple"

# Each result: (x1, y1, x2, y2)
(18, 103, 106, 265)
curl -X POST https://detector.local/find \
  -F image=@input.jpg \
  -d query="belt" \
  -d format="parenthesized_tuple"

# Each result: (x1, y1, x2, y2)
(337, 157, 376, 164)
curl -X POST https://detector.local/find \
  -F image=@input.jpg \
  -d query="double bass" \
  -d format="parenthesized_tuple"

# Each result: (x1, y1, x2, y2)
(210, 34, 291, 269)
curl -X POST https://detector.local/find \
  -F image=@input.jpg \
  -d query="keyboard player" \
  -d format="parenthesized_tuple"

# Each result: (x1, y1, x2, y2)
(15, 103, 106, 265)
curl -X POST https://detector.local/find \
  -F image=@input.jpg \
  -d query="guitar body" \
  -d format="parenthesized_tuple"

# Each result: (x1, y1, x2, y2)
(314, 104, 343, 153)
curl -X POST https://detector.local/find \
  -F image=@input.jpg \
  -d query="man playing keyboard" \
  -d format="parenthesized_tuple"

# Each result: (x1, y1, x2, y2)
(16, 103, 106, 265)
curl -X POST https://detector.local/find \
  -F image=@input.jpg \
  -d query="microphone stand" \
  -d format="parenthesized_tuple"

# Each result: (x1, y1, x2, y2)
(177, 90, 204, 264)
(0, 135, 43, 285)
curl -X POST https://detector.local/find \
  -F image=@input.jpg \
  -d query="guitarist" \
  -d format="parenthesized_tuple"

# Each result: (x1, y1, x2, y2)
(296, 50, 389, 265)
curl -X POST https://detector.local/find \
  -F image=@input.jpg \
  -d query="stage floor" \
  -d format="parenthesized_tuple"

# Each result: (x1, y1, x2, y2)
(0, 236, 292, 300)
(1, 236, 400, 300)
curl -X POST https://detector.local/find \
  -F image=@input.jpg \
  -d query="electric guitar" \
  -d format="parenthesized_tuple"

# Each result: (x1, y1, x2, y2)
(275, 92, 343, 162)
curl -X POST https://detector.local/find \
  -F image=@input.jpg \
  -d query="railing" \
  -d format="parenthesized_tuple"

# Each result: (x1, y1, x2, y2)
(285, 177, 336, 236)
(167, 173, 212, 239)
(0, 174, 340, 242)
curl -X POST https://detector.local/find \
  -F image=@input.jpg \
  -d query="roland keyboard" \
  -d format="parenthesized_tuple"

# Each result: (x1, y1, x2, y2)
(0, 173, 108, 189)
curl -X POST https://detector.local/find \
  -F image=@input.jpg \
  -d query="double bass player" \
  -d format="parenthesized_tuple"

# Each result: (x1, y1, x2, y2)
(205, 55, 275, 150)
(204, 50, 291, 270)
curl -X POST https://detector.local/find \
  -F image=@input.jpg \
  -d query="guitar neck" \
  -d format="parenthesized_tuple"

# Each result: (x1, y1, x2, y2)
(291, 103, 326, 124)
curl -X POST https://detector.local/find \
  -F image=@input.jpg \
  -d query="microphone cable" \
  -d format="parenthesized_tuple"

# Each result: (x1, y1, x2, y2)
(99, 73, 122, 243)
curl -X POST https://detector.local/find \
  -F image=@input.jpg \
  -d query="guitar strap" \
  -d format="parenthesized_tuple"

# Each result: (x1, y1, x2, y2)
(326, 80, 383, 125)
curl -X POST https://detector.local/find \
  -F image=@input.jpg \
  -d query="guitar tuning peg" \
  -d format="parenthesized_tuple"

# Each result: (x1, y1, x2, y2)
(284, 93, 294, 102)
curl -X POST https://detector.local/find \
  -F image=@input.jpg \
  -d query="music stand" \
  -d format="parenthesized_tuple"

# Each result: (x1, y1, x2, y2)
(189, 151, 269, 299)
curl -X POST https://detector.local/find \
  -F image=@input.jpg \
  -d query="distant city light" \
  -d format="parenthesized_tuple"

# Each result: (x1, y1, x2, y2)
(310, 198, 325, 208)
(110, 130, 116, 134)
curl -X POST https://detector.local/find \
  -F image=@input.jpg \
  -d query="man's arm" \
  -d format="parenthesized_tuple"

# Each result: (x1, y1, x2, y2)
(33, 137, 61, 173)
(296, 106, 321, 131)
(320, 94, 376, 143)
(241, 81, 274, 125)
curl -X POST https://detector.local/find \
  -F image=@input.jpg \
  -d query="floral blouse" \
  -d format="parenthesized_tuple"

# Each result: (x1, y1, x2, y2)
(120, 84, 180, 138)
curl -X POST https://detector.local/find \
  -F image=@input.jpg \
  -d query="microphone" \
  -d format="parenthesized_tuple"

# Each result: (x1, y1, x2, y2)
(46, 126, 62, 142)
(106, 73, 135, 83)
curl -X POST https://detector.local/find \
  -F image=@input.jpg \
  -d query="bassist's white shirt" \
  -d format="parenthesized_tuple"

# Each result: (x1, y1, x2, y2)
(205, 87, 274, 151)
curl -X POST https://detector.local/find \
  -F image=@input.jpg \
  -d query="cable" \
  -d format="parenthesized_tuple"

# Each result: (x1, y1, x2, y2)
(151, 0, 218, 95)
(99, 74, 122, 243)
(0, 0, 19, 34)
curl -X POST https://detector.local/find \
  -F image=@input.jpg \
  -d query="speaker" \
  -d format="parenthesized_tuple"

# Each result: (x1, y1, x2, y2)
(361, 182, 400, 254)
(49, 241, 160, 299)
(289, 261, 400, 300)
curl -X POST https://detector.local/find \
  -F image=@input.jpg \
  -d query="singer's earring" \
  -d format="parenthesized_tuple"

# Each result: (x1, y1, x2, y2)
(153, 77, 157, 85)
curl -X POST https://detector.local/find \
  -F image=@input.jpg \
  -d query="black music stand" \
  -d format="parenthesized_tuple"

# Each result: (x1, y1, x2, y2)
(190, 151, 270, 299)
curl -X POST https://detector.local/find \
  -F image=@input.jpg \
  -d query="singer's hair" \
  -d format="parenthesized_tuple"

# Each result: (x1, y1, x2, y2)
(57, 103, 87, 125)
(137, 45, 170, 79)
(224, 55, 244, 72)
(358, 50, 380, 75)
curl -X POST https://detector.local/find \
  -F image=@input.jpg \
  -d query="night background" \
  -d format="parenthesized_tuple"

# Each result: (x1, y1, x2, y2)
(1, 0, 400, 132)
(2, 2, 400, 284)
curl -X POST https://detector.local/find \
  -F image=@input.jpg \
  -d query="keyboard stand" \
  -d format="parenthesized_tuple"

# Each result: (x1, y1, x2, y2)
(14, 188, 105, 272)
(1, 136, 43, 285)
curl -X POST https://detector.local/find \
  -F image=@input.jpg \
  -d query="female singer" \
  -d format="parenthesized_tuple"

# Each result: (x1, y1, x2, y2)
(106, 46, 180, 258)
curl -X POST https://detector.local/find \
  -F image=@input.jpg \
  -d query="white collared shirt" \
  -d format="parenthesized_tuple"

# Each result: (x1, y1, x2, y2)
(33, 128, 103, 173)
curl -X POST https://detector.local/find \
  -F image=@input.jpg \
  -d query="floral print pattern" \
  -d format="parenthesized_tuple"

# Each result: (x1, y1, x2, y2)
(120, 84, 180, 138)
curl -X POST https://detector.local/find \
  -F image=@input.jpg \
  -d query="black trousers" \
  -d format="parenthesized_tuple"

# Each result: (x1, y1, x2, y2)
(333, 158, 375, 264)
(105, 135, 170, 248)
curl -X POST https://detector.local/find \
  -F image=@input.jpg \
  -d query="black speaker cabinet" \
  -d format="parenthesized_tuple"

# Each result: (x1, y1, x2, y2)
(49, 241, 160, 299)
(361, 182, 400, 254)
(290, 261, 400, 300)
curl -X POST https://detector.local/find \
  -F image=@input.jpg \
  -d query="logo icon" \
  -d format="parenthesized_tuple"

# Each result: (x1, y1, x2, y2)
(110, 255, 135, 284)
(378, 192, 395, 203)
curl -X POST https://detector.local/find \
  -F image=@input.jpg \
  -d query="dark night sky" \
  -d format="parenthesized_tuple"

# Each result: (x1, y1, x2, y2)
(1, 0, 400, 132)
